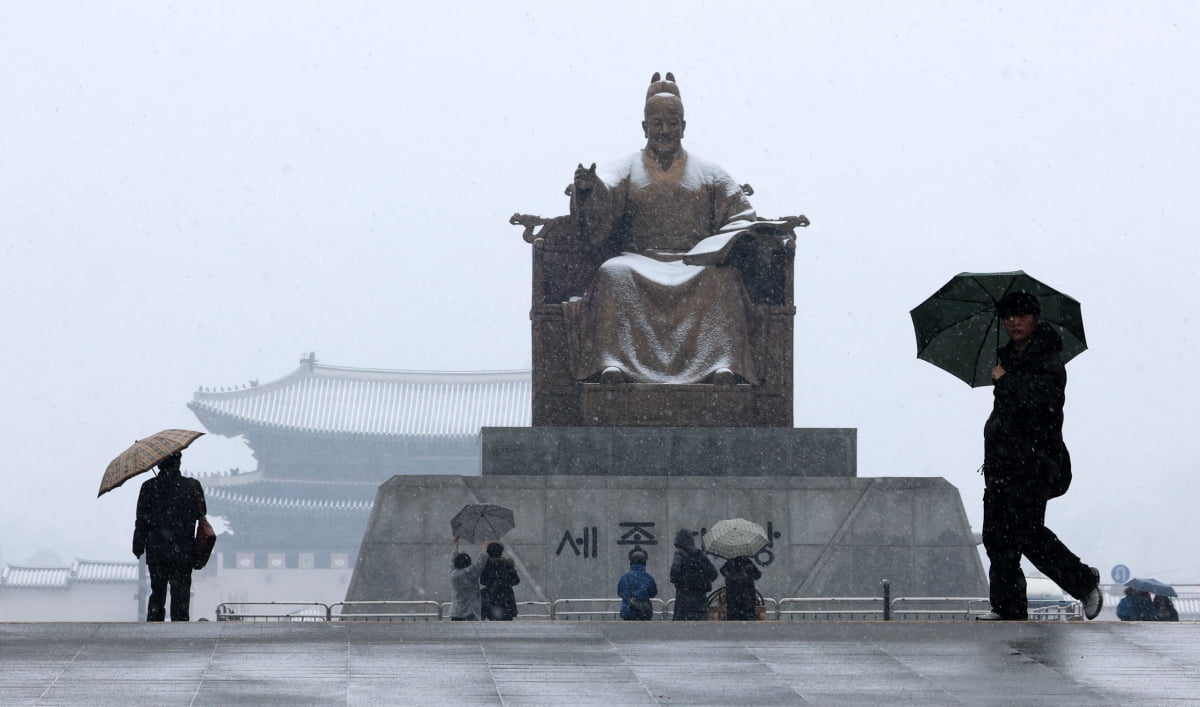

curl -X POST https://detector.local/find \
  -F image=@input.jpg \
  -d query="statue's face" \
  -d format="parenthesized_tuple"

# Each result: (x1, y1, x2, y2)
(642, 96, 685, 153)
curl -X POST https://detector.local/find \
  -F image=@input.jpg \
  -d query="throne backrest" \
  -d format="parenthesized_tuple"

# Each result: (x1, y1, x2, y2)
(527, 215, 792, 308)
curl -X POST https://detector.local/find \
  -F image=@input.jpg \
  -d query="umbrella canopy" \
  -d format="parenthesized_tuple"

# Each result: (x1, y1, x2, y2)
(705, 518, 769, 559)
(1126, 577, 1177, 597)
(451, 504, 515, 544)
(910, 270, 1087, 387)
(98, 429, 205, 497)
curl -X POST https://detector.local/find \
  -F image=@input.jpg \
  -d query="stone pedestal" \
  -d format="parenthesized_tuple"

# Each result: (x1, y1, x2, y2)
(481, 427, 856, 477)
(345, 474, 986, 606)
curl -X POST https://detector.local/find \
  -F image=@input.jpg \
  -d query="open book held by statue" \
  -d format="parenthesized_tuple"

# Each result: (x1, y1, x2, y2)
(511, 72, 809, 427)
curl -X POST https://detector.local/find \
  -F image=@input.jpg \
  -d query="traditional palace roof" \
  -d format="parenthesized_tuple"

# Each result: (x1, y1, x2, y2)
(1, 559, 138, 589)
(189, 358, 531, 438)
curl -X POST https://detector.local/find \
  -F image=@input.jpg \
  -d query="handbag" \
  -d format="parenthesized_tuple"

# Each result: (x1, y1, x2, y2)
(1043, 446, 1072, 499)
(194, 516, 217, 570)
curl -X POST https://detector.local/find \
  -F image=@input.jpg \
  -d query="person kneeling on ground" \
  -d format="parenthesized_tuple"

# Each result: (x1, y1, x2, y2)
(1116, 587, 1155, 621)
(618, 546, 658, 621)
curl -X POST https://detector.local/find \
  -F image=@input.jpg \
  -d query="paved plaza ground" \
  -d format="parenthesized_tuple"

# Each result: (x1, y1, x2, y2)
(2, 620, 1198, 706)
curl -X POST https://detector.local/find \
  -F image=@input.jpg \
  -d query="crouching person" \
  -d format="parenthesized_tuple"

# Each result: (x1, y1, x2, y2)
(618, 546, 658, 621)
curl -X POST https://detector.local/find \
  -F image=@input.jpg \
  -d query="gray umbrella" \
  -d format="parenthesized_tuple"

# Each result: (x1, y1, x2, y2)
(705, 518, 769, 559)
(1126, 577, 1177, 597)
(451, 504, 515, 544)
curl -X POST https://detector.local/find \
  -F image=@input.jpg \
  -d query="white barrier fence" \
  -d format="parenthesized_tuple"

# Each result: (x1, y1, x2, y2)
(214, 582, 1196, 622)
(214, 595, 1081, 622)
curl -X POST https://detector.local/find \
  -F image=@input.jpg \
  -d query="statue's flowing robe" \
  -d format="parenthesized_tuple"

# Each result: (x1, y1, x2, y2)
(563, 149, 759, 384)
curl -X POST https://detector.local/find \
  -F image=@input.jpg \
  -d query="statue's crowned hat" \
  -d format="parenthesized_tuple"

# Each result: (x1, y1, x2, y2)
(645, 72, 681, 101)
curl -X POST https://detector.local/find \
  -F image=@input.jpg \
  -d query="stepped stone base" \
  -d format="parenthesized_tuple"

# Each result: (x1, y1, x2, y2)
(480, 427, 856, 477)
(345, 474, 986, 606)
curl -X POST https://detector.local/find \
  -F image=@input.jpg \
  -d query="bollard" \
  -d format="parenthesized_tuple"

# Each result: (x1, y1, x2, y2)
(881, 579, 891, 621)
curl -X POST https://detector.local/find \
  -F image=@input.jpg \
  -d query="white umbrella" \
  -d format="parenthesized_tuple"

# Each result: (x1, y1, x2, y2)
(705, 518, 769, 559)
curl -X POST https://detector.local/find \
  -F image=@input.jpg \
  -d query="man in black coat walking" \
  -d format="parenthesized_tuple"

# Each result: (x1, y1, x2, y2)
(978, 292, 1102, 621)
(133, 451, 206, 622)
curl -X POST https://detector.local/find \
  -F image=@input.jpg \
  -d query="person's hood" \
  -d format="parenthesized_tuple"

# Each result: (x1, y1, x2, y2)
(674, 529, 695, 550)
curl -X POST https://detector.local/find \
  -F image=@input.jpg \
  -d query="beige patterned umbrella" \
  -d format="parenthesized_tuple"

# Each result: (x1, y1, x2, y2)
(705, 518, 769, 559)
(98, 429, 204, 497)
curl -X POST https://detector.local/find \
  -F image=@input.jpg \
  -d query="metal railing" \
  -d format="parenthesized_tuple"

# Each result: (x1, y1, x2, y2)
(889, 597, 991, 620)
(1028, 602, 1083, 621)
(777, 597, 885, 621)
(214, 593, 1103, 623)
(215, 601, 332, 622)
(551, 597, 669, 620)
(329, 600, 442, 621)
(437, 600, 555, 620)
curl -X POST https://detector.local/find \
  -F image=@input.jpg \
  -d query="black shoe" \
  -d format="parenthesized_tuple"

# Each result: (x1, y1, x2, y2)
(1083, 567, 1103, 620)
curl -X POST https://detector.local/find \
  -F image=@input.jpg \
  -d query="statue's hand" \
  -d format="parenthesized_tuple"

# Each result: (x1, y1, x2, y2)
(573, 163, 599, 199)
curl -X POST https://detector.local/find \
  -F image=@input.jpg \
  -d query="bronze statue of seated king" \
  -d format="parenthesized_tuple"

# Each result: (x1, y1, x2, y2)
(512, 73, 808, 427)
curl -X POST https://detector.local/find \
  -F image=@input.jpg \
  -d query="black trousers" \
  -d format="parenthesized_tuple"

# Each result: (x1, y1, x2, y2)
(147, 560, 193, 622)
(982, 482, 1094, 618)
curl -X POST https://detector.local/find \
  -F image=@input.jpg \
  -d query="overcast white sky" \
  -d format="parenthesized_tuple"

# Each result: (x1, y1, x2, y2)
(2, 2, 1197, 585)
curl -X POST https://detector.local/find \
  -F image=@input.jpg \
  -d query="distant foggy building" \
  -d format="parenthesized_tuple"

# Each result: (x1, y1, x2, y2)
(186, 355, 531, 570)
(0, 559, 139, 621)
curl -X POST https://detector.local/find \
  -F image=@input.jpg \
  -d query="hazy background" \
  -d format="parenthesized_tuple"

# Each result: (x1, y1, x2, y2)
(2, 2, 1197, 585)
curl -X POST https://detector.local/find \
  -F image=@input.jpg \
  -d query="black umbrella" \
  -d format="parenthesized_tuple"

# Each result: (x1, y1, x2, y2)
(1126, 578, 1177, 597)
(910, 270, 1087, 387)
(451, 504, 515, 544)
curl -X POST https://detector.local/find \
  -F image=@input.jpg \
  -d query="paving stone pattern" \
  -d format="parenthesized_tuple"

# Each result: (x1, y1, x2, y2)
(1, 621, 1198, 706)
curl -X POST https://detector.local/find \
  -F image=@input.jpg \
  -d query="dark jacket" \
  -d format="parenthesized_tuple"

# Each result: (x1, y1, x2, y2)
(1153, 595, 1180, 622)
(480, 556, 520, 620)
(1117, 590, 1156, 621)
(670, 529, 718, 620)
(133, 470, 205, 567)
(983, 322, 1070, 493)
(617, 563, 659, 620)
(720, 556, 762, 621)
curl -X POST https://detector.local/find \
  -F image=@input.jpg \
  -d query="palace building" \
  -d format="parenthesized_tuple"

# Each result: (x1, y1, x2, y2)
(186, 354, 531, 571)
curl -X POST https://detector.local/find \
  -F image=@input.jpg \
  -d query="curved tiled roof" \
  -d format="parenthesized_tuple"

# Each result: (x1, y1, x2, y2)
(1, 566, 71, 588)
(1, 559, 138, 588)
(206, 485, 374, 515)
(189, 362, 531, 438)
(71, 559, 139, 583)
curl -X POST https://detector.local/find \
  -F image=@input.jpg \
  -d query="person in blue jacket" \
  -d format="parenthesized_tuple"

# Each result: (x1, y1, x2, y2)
(1116, 587, 1155, 621)
(617, 546, 658, 621)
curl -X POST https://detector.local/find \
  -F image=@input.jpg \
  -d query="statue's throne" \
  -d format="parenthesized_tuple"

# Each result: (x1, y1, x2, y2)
(513, 207, 798, 427)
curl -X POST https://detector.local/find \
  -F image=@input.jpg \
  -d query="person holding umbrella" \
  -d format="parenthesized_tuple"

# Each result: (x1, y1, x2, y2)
(720, 556, 762, 621)
(480, 543, 520, 621)
(978, 291, 1102, 621)
(132, 451, 206, 622)
(449, 538, 490, 621)
(1153, 594, 1180, 622)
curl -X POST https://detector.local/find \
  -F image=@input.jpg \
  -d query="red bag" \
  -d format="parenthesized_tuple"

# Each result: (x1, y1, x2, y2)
(194, 516, 217, 570)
